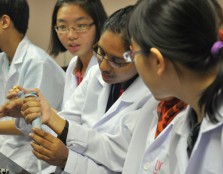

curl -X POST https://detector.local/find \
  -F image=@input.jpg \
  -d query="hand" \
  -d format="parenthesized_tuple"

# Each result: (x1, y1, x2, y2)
(29, 128, 68, 167)
(21, 89, 53, 125)
(0, 98, 24, 118)
(6, 85, 23, 100)
(0, 86, 32, 118)
(22, 89, 65, 134)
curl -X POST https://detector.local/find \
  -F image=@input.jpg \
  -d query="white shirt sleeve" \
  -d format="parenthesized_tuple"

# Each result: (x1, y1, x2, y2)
(64, 106, 146, 172)
(59, 149, 117, 174)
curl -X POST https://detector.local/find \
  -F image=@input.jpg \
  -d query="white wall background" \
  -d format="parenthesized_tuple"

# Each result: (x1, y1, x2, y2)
(27, 0, 137, 67)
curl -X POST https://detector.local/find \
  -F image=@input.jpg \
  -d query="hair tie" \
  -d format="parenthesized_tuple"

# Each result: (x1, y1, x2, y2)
(219, 29, 223, 41)
(211, 41, 223, 57)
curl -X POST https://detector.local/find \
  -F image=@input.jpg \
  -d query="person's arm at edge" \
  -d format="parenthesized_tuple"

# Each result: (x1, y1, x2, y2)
(0, 120, 22, 135)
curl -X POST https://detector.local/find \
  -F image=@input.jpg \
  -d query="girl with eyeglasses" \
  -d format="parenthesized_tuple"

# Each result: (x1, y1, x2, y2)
(0, 5, 156, 174)
(49, 0, 107, 109)
(123, 0, 223, 173)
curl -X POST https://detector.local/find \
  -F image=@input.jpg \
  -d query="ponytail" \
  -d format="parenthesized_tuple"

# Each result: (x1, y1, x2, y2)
(199, 42, 223, 123)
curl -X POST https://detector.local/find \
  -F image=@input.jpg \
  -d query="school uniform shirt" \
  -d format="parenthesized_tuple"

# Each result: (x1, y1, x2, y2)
(62, 55, 97, 109)
(122, 106, 186, 174)
(169, 105, 223, 174)
(0, 36, 65, 173)
(16, 65, 153, 174)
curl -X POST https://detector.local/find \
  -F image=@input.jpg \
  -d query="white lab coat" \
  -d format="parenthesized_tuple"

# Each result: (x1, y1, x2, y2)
(122, 104, 187, 174)
(126, 103, 223, 174)
(62, 55, 97, 109)
(169, 105, 223, 174)
(16, 65, 154, 174)
(55, 65, 154, 173)
(0, 36, 65, 173)
(121, 97, 159, 174)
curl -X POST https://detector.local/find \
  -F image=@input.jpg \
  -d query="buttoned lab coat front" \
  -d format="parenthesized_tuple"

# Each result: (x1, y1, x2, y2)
(56, 65, 154, 173)
(0, 36, 65, 173)
(122, 103, 187, 174)
(137, 110, 186, 174)
(62, 55, 97, 109)
(169, 105, 223, 174)
(127, 103, 223, 174)
(121, 97, 159, 174)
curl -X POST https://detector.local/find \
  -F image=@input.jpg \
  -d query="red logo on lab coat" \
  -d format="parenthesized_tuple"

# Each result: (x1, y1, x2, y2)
(153, 160, 163, 174)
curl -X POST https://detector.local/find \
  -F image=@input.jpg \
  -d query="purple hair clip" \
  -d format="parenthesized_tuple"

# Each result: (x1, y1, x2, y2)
(211, 41, 223, 57)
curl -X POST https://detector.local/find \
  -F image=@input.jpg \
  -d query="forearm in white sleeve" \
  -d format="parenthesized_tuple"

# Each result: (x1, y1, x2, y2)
(65, 120, 131, 172)
(58, 149, 118, 174)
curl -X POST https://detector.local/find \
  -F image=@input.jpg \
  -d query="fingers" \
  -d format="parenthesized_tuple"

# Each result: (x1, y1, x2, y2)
(20, 90, 44, 124)
(0, 99, 24, 117)
(29, 129, 68, 166)
(13, 85, 23, 91)
(29, 129, 56, 161)
(22, 97, 40, 109)
(31, 140, 52, 162)
(23, 88, 40, 96)
(24, 112, 41, 123)
(32, 145, 51, 162)
(31, 88, 39, 94)
(0, 108, 4, 118)
(31, 128, 55, 144)
(7, 86, 40, 100)
(6, 89, 19, 100)
(22, 100, 41, 124)
(7, 85, 24, 100)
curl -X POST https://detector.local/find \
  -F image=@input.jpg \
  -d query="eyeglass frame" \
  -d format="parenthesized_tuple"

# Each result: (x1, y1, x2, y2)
(123, 50, 143, 62)
(94, 51, 131, 69)
(54, 22, 95, 34)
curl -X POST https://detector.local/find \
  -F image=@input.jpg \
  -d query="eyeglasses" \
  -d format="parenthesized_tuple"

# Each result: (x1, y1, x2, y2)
(123, 50, 143, 62)
(55, 22, 95, 34)
(95, 51, 131, 69)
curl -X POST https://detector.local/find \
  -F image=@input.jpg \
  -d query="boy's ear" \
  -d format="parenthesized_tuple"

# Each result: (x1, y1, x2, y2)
(0, 15, 11, 29)
(150, 47, 166, 75)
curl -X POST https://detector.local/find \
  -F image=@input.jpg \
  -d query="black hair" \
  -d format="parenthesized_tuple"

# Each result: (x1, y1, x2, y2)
(129, 0, 223, 123)
(102, 5, 134, 51)
(0, 0, 29, 35)
(48, 0, 107, 56)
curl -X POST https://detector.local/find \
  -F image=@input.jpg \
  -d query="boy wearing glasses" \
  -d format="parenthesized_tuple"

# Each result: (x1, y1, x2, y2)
(0, 5, 157, 174)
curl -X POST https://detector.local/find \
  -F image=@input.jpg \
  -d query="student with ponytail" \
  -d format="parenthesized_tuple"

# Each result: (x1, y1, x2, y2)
(123, 0, 223, 173)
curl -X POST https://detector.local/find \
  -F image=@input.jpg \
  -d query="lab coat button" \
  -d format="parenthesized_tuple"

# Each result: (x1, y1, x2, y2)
(144, 162, 150, 170)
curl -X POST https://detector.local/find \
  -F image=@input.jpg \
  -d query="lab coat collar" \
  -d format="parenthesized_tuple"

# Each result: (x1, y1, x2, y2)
(105, 77, 148, 116)
(171, 105, 223, 171)
(199, 110, 223, 134)
(93, 76, 151, 128)
(7, 36, 29, 78)
(121, 77, 148, 103)
(96, 72, 147, 102)
(169, 107, 190, 174)
(11, 36, 30, 65)
(200, 100, 223, 133)
(189, 115, 223, 161)
(172, 106, 191, 137)
(86, 54, 98, 77)
(173, 104, 223, 136)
